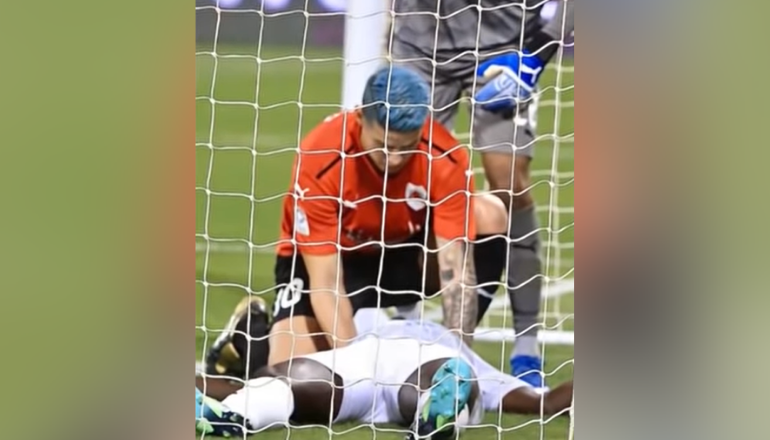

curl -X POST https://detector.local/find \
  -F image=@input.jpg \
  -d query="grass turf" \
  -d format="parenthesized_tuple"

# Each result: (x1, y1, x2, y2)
(196, 46, 574, 439)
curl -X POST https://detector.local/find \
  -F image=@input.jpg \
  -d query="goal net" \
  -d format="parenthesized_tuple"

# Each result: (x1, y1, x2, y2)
(196, 0, 573, 438)
(340, 0, 574, 346)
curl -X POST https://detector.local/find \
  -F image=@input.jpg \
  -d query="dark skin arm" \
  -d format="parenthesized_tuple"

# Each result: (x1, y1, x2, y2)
(501, 380, 574, 416)
(196, 376, 242, 402)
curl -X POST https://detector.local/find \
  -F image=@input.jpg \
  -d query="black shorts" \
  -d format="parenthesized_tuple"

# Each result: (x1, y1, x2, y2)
(271, 243, 435, 323)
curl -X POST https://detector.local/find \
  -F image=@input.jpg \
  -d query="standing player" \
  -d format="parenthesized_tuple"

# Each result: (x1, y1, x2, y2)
(195, 300, 573, 438)
(389, 0, 575, 387)
(207, 65, 510, 371)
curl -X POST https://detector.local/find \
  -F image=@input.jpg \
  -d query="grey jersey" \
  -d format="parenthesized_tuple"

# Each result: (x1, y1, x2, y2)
(391, 0, 547, 61)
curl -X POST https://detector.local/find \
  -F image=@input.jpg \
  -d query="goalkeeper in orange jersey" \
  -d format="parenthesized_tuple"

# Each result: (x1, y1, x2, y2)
(205, 65, 512, 370)
(195, 296, 573, 438)
(388, 0, 575, 388)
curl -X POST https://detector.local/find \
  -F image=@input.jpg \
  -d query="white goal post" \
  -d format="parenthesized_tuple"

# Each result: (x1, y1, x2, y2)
(341, 0, 574, 347)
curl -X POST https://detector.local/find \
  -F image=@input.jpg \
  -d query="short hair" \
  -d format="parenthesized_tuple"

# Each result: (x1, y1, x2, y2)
(361, 66, 430, 133)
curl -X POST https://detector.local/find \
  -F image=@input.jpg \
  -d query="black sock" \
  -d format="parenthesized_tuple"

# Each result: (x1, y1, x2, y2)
(473, 234, 508, 325)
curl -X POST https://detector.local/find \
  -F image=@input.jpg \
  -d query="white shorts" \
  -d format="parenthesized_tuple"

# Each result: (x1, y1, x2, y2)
(303, 318, 529, 425)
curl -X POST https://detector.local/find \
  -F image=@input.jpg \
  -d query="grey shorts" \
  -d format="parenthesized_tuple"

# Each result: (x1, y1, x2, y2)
(390, 43, 537, 158)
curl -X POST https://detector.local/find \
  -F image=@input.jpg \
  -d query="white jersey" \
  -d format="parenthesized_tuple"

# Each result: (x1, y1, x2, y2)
(300, 319, 528, 425)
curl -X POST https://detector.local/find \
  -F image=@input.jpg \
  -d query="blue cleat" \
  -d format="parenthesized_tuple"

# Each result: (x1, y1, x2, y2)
(407, 358, 474, 440)
(196, 388, 247, 437)
(511, 355, 545, 389)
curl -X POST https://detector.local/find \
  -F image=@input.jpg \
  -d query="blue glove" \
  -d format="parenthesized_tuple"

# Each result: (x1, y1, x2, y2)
(474, 50, 545, 114)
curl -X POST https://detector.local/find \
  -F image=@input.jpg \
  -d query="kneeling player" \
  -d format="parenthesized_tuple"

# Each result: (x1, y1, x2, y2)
(207, 65, 511, 369)
(195, 298, 573, 438)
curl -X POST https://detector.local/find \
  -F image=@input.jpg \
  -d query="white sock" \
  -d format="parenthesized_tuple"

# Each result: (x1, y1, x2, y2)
(512, 335, 540, 358)
(222, 377, 294, 430)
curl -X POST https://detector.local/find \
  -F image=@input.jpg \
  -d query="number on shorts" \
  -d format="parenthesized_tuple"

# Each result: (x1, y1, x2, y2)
(273, 278, 304, 316)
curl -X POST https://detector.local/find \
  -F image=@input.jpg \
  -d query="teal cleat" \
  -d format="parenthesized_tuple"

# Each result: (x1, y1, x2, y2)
(407, 358, 474, 439)
(196, 388, 247, 437)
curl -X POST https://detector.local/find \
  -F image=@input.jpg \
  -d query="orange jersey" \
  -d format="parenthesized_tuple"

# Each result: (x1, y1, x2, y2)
(276, 111, 476, 257)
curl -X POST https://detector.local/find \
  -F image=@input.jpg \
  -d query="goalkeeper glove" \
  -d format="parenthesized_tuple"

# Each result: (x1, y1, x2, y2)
(474, 49, 545, 115)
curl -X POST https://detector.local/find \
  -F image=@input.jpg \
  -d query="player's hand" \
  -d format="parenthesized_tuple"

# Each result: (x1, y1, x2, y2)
(474, 50, 545, 115)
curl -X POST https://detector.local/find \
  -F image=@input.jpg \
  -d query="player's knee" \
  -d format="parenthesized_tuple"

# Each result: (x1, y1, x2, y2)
(268, 317, 330, 365)
(474, 194, 508, 236)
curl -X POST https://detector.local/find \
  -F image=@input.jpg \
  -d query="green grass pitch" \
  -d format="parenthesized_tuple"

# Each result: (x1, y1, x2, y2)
(196, 46, 574, 439)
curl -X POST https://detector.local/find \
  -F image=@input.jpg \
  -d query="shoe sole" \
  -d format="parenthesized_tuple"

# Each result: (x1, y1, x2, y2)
(206, 296, 268, 375)
(421, 357, 474, 435)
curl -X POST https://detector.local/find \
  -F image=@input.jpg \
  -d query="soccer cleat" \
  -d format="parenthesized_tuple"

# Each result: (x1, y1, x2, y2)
(510, 355, 545, 389)
(205, 295, 270, 380)
(195, 388, 246, 437)
(406, 358, 474, 440)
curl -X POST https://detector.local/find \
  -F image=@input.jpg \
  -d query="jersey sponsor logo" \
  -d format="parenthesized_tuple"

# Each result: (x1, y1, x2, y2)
(405, 183, 428, 211)
(295, 207, 310, 236)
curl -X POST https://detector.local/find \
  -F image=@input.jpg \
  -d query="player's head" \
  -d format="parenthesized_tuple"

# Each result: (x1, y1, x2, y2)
(359, 65, 430, 175)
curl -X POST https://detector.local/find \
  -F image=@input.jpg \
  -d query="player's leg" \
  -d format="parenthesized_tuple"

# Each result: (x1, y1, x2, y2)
(268, 316, 331, 365)
(197, 295, 366, 435)
(196, 357, 345, 435)
(500, 380, 573, 416)
(268, 256, 333, 365)
(397, 357, 481, 439)
(471, 91, 545, 387)
(196, 386, 248, 437)
(472, 193, 512, 324)
(221, 358, 344, 429)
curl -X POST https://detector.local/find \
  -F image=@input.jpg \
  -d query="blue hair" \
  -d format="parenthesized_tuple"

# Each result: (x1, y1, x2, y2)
(361, 66, 430, 132)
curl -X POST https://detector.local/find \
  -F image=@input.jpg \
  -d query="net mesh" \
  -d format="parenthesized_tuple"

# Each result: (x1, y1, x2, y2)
(196, 0, 573, 438)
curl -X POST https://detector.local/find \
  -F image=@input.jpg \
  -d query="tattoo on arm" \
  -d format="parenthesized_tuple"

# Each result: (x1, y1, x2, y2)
(437, 239, 478, 346)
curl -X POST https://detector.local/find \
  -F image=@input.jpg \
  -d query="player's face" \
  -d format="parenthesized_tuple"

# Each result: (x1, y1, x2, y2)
(360, 118, 422, 176)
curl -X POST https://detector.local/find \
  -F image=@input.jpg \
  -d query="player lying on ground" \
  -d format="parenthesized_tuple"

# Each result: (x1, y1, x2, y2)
(389, 0, 575, 387)
(207, 65, 512, 369)
(196, 297, 573, 438)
